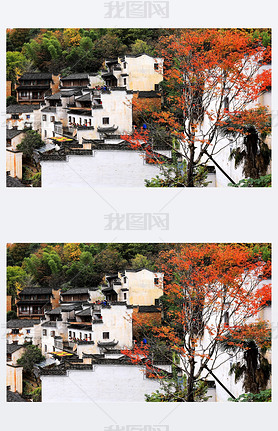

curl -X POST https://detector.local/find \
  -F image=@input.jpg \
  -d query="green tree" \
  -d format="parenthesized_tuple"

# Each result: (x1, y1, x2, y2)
(7, 266, 28, 301)
(145, 374, 209, 402)
(6, 51, 28, 83)
(7, 310, 17, 321)
(23, 246, 63, 287)
(228, 174, 271, 188)
(6, 96, 17, 106)
(30, 386, 42, 402)
(94, 33, 127, 60)
(17, 345, 45, 374)
(94, 247, 128, 276)
(131, 254, 154, 270)
(7, 243, 39, 266)
(23, 31, 63, 72)
(17, 130, 44, 168)
(7, 29, 37, 52)
(131, 39, 155, 56)
(64, 41, 100, 73)
(64, 251, 101, 288)
(229, 389, 271, 402)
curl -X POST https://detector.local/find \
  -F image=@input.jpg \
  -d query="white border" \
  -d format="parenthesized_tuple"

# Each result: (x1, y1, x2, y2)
(1, 1, 277, 429)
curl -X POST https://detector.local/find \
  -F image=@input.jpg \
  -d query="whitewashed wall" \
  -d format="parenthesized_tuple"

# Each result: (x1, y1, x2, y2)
(41, 150, 171, 188)
(41, 364, 167, 402)
(96, 305, 133, 348)
(123, 269, 164, 306)
(118, 55, 163, 91)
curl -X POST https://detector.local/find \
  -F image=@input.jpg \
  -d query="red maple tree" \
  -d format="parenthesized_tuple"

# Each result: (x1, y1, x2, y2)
(121, 244, 271, 401)
(122, 29, 271, 187)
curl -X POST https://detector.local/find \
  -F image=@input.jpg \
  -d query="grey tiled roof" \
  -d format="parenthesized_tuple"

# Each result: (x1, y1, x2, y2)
(19, 72, 52, 80)
(61, 73, 89, 81)
(45, 92, 61, 100)
(97, 340, 118, 347)
(6, 175, 26, 187)
(46, 307, 62, 315)
(16, 300, 50, 306)
(7, 104, 40, 113)
(102, 286, 116, 293)
(61, 304, 82, 312)
(102, 72, 116, 78)
(7, 390, 28, 402)
(35, 143, 56, 154)
(7, 344, 24, 354)
(7, 319, 40, 329)
(6, 129, 24, 139)
(60, 89, 81, 97)
(67, 323, 92, 330)
(97, 125, 118, 133)
(41, 106, 57, 113)
(40, 364, 93, 375)
(138, 91, 161, 99)
(17, 85, 50, 91)
(75, 93, 91, 102)
(20, 287, 53, 295)
(61, 288, 90, 295)
(75, 308, 92, 316)
(138, 306, 161, 313)
(105, 58, 118, 63)
(39, 357, 171, 376)
(41, 321, 57, 328)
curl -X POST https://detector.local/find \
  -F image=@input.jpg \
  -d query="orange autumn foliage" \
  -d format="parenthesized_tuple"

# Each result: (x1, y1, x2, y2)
(122, 29, 272, 187)
(121, 244, 271, 395)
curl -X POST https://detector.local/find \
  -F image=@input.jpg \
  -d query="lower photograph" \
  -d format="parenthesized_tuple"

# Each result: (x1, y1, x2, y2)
(6, 243, 271, 403)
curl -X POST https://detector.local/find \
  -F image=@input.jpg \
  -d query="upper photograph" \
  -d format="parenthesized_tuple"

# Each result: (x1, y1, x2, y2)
(6, 28, 271, 188)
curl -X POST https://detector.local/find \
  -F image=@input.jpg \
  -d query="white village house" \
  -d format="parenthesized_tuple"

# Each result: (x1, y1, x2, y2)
(6, 344, 25, 394)
(41, 301, 133, 358)
(102, 53, 163, 91)
(6, 129, 24, 180)
(6, 104, 41, 132)
(7, 319, 41, 346)
(102, 268, 164, 305)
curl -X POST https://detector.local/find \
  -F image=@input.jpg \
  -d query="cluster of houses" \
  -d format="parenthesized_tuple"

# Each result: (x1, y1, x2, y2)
(6, 268, 167, 401)
(6, 54, 172, 187)
(6, 264, 271, 402)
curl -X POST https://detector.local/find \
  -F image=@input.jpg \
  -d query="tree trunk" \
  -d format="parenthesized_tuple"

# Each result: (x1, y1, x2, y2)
(186, 356, 195, 401)
(186, 143, 195, 187)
